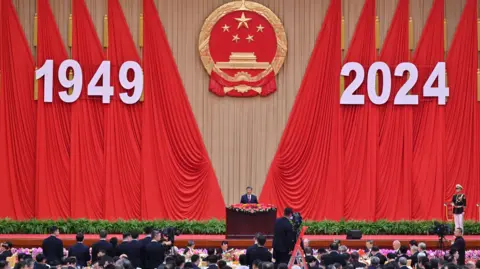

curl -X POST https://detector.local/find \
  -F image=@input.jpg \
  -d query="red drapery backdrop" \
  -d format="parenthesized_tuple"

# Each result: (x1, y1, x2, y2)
(103, 0, 142, 220)
(411, 0, 445, 220)
(70, 0, 106, 219)
(0, 0, 36, 220)
(35, 0, 72, 219)
(376, 0, 412, 220)
(260, 0, 344, 220)
(341, 0, 377, 221)
(141, 0, 225, 220)
(445, 0, 479, 220)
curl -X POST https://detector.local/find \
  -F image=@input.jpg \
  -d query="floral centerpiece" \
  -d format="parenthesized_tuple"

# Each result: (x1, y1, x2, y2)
(227, 203, 277, 214)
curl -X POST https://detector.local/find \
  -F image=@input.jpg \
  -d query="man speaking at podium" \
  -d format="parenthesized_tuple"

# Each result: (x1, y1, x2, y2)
(240, 186, 258, 204)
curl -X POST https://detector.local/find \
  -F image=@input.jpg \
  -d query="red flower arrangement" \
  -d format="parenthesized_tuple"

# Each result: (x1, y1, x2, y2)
(227, 203, 277, 214)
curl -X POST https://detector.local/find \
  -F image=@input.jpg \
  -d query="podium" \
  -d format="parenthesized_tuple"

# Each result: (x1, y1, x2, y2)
(226, 205, 276, 239)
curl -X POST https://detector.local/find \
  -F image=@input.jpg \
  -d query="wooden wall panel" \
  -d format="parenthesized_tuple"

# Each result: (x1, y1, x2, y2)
(12, 0, 467, 206)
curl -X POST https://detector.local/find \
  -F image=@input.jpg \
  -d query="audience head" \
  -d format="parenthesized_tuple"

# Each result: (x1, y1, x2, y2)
(1, 242, 12, 251)
(122, 233, 132, 242)
(0, 261, 10, 269)
(217, 260, 227, 269)
(399, 245, 408, 255)
(165, 256, 176, 265)
(176, 255, 186, 268)
(339, 245, 348, 254)
(99, 256, 114, 267)
(35, 254, 46, 264)
(207, 255, 217, 265)
(221, 241, 228, 251)
(304, 247, 313, 256)
(454, 228, 463, 237)
(207, 249, 215, 256)
(317, 248, 328, 256)
(191, 255, 200, 266)
(411, 245, 418, 254)
(144, 226, 153, 235)
(99, 230, 108, 239)
(476, 260, 480, 269)
(98, 249, 107, 258)
(184, 262, 193, 269)
(366, 240, 374, 250)
(262, 262, 274, 269)
(306, 256, 317, 267)
(351, 252, 360, 261)
(334, 263, 342, 269)
(49, 226, 59, 236)
(187, 240, 195, 248)
(65, 257, 76, 266)
(152, 230, 161, 241)
(398, 257, 407, 266)
(13, 261, 26, 269)
(393, 240, 401, 250)
(24, 259, 34, 269)
(409, 240, 418, 247)
(76, 232, 84, 243)
(131, 231, 139, 240)
(104, 264, 116, 269)
(330, 243, 339, 251)
(371, 246, 379, 254)
(418, 242, 427, 252)
(239, 254, 248, 266)
(109, 237, 118, 248)
(284, 208, 293, 218)
(430, 259, 439, 269)
(257, 234, 266, 247)
(387, 253, 396, 260)
(371, 257, 380, 267)
(303, 238, 310, 248)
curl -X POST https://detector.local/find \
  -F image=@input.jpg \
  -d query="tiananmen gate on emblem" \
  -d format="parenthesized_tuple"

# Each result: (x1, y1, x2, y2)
(199, 0, 287, 97)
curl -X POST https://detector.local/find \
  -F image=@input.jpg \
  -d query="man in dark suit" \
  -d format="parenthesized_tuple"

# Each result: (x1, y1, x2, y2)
(191, 255, 201, 269)
(322, 243, 346, 267)
(34, 254, 49, 269)
(0, 242, 13, 262)
(240, 187, 258, 204)
(145, 230, 165, 269)
(371, 246, 387, 265)
(206, 255, 218, 269)
(41, 226, 64, 265)
(125, 232, 142, 269)
(272, 207, 295, 265)
(398, 257, 409, 269)
(68, 233, 90, 267)
(116, 233, 132, 256)
(451, 227, 466, 265)
(350, 252, 366, 268)
(91, 230, 114, 263)
(246, 234, 272, 267)
(140, 227, 153, 269)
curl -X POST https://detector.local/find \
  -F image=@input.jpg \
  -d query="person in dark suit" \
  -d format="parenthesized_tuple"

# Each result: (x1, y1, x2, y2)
(322, 243, 346, 267)
(246, 234, 272, 267)
(350, 252, 366, 268)
(125, 232, 142, 269)
(385, 253, 400, 269)
(398, 257, 409, 269)
(41, 226, 64, 265)
(91, 230, 114, 264)
(451, 227, 466, 265)
(207, 255, 219, 269)
(0, 242, 13, 262)
(371, 246, 387, 265)
(240, 187, 259, 204)
(68, 233, 90, 267)
(140, 227, 153, 269)
(33, 254, 49, 269)
(145, 230, 165, 269)
(191, 255, 201, 269)
(272, 207, 295, 265)
(116, 233, 132, 256)
(245, 235, 259, 267)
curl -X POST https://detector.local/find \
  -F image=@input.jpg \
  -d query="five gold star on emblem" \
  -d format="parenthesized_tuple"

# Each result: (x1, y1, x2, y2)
(222, 24, 230, 32)
(246, 35, 254, 43)
(235, 12, 252, 29)
(232, 34, 240, 43)
(256, 24, 264, 32)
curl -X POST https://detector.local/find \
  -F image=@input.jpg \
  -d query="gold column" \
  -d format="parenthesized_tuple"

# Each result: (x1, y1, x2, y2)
(375, 16, 380, 50)
(68, 70, 74, 95)
(68, 14, 73, 47)
(477, 19, 480, 52)
(34, 13, 38, 47)
(103, 14, 108, 48)
(408, 17, 413, 51)
(341, 16, 345, 50)
(340, 76, 344, 97)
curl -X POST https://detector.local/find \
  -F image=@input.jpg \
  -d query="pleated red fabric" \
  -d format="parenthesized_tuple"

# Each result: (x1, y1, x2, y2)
(411, 0, 445, 220)
(341, 0, 377, 221)
(35, 0, 72, 219)
(445, 0, 479, 220)
(260, 0, 343, 220)
(141, 0, 225, 220)
(70, 0, 106, 219)
(0, 0, 36, 220)
(376, 0, 412, 220)
(103, 0, 142, 220)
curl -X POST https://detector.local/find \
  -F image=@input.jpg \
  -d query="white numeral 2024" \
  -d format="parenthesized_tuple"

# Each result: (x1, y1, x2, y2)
(36, 60, 143, 105)
(340, 62, 448, 105)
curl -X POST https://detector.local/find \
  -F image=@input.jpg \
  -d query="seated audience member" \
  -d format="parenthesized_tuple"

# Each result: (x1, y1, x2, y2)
(68, 232, 90, 267)
(14, 261, 27, 269)
(34, 254, 48, 269)
(429, 259, 439, 269)
(116, 233, 132, 256)
(191, 254, 201, 269)
(252, 260, 262, 269)
(184, 262, 193, 269)
(246, 234, 272, 267)
(333, 263, 342, 269)
(24, 259, 34, 269)
(176, 255, 186, 269)
(350, 252, 366, 268)
(65, 257, 77, 269)
(207, 255, 219, 269)
(396, 246, 409, 262)
(0, 261, 10, 269)
(238, 255, 249, 269)
(217, 260, 227, 269)
(0, 242, 13, 262)
(99, 256, 114, 268)
(398, 257, 408, 269)
(261, 262, 274, 269)
(368, 257, 380, 269)
(115, 258, 134, 269)
(323, 243, 346, 267)
(92, 231, 114, 263)
(410, 246, 419, 267)
(305, 247, 314, 257)
(306, 256, 320, 269)
(371, 247, 386, 265)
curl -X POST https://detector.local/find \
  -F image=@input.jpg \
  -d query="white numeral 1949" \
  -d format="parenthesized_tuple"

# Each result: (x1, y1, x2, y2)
(340, 61, 448, 105)
(36, 59, 143, 105)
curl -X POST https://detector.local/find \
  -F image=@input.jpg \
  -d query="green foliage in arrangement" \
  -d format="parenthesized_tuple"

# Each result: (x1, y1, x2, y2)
(0, 218, 479, 235)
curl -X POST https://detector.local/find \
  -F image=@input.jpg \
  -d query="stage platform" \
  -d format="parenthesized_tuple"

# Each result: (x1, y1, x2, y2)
(1, 234, 480, 249)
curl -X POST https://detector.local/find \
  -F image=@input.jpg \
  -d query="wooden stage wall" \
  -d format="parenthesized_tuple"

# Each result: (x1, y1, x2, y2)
(12, 0, 479, 205)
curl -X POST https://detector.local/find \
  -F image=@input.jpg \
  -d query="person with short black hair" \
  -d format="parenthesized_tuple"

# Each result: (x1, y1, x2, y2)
(350, 252, 366, 268)
(217, 260, 227, 269)
(237, 254, 248, 269)
(125, 231, 142, 269)
(261, 262, 274, 269)
(371, 246, 386, 265)
(451, 228, 466, 266)
(33, 254, 48, 269)
(24, 259, 34, 269)
(99, 256, 114, 268)
(246, 234, 271, 268)
(322, 243, 346, 267)
(41, 226, 64, 266)
(385, 253, 399, 269)
(0, 242, 13, 262)
(116, 233, 132, 256)
(68, 232, 90, 267)
(191, 255, 200, 269)
(273, 208, 295, 266)
(92, 230, 114, 263)
(306, 256, 319, 269)
(145, 230, 165, 269)
(184, 262, 193, 269)
(240, 187, 258, 204)
(175, 255, 186, 269)
(140, 227, 153, 269)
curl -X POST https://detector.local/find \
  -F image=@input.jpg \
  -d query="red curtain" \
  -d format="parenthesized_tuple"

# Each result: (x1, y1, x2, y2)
(141, 0, 225, 220)
(35, 0, 72, 219)
(103, 0, 142, 220)
(445, 0, 479, 220)
(376, 0, 412, 220)
(260, 0, 343, 220)
(0, 0, 36, 220)
(70, 0, 106, 219)
(341, 0, 377, 221)
(411, 0, 445, 220)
